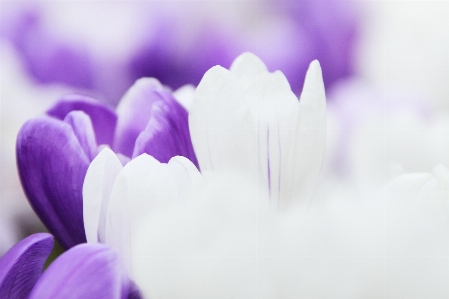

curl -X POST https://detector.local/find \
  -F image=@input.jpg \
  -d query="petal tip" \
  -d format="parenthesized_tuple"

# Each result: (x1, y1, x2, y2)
(307, 60, 323, 79)
(300, 59, 326, 106)
(134, 77, 163, 89)
(230, 52, 268, 75)
(97, 146, 115, 159)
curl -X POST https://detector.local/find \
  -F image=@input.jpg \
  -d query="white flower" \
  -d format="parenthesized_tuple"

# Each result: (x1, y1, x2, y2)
(189, 52, 326, 208)
(83, 147, 202, 273)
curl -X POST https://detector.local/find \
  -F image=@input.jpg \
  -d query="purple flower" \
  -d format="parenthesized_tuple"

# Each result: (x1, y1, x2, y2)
(17, 78, 197, 249)
(2, 9, 94, 89)
(0, 233, 140, 299)
(129, 0, 359, 95)
(129, 23, 238, 92)
(272, 0, 359, 88)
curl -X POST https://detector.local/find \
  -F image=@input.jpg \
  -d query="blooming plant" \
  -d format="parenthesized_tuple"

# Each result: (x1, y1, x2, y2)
(16, 78, 197, 249)
(4, 43, 449, 298)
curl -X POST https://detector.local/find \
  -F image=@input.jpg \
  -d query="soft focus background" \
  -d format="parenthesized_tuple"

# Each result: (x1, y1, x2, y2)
(1, 0, 449, 283)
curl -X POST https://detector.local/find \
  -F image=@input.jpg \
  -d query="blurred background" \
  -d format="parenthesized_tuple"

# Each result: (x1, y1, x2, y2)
(1, 0, 449, 255)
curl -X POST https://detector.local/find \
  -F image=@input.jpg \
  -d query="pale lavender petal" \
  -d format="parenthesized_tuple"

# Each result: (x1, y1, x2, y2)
(64, 111, 98, 161)
(113, 78, 167, 157)
(0, 233, 53, 299)
(47, 94, 117, 146)
(29, 243, 141, 299)
(5, 9, 94, 89)
(133, 92, 198, 167)
(17, 116, 90, 248)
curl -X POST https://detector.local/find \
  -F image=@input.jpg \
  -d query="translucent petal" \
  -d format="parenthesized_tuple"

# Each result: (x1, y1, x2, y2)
(83, 148, 123, 243)
(189, 65, 257, 179)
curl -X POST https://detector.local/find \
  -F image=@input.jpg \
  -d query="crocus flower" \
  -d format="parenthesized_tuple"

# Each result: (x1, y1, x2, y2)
(83, 149, 203, 273)
(17, 78, 197, 249)
(189, 52, 326, 207)
(0, 233, 140, 298)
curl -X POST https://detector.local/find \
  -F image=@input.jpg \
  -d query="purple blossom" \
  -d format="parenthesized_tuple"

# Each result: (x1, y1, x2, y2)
(17, 78, 197, 249)
(2, 9, 94, 89)
(129, 0, 359, 95)
(272, 0, 359, 88)
(0, 233, 140, 299)
(129, 23, 238, 92)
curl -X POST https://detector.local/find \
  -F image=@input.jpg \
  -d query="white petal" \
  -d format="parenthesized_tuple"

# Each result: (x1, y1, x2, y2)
(167, 156, 203, 202)
(245, 70, 299, 206)
(173, 84, 196, 111)
(104, 154, 201, 275)
(189, 65, 258, 179)
(282, 60, 327, 207)
(229, 52, 268, 90)
(83, 147, 123, 243)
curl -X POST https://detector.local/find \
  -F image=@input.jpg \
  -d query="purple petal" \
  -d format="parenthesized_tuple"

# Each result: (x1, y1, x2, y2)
(133, 91, 198, 167)
(47, 94, 117, 147)
(113, 78, 166, 157)
(17, 116, 90, 248)
(29, 243, 141, 299)
(64, 111, 98, 161)
(0, 233, 53, 299)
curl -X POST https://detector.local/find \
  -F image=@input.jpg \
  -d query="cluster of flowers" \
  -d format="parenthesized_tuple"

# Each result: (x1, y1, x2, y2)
(2, 4, 449, 298)
(2, 47, 449, 299)
(1, 53, 327, 298)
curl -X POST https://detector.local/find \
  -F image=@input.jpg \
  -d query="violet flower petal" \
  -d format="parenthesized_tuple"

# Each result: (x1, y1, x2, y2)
(113, 78, 166, 157)
(133, 91, 198, 167)
(29, 243, 141, 299)
(47, 94, 117, 147)
(64, 111, 98, 161)
(0, 233, 53, 299)
(17, 116, 91, 248)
